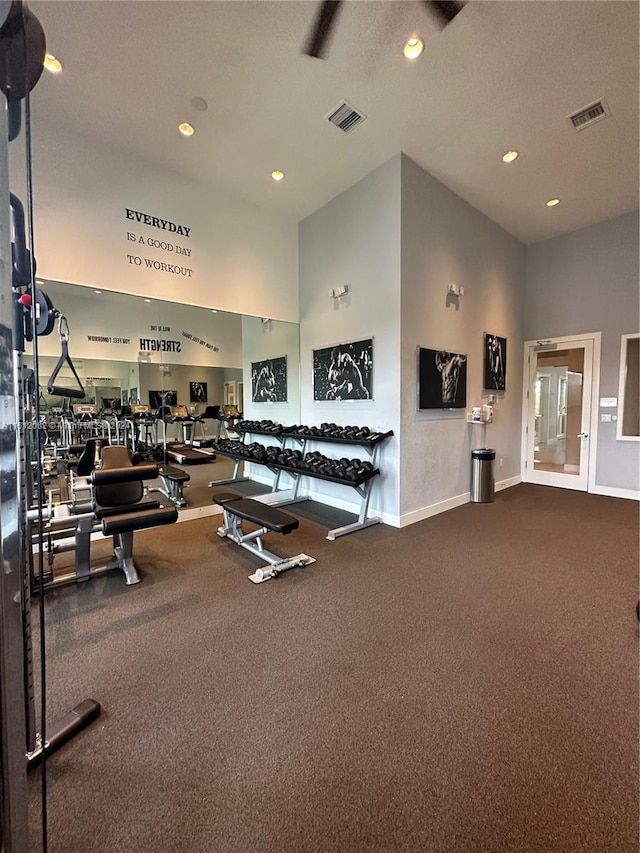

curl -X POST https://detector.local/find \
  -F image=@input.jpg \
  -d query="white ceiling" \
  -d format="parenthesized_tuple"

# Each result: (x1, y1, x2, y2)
(30, 0, 639, 245)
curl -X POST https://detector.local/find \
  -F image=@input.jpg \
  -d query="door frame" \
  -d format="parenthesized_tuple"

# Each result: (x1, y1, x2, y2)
(521, 332, 601, 492)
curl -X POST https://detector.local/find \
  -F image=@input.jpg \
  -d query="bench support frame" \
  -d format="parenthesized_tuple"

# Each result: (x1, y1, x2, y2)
(216, 505, 315, 579)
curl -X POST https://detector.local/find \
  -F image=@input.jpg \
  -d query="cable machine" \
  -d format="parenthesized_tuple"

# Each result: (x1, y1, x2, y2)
(0, 5, 99, 851)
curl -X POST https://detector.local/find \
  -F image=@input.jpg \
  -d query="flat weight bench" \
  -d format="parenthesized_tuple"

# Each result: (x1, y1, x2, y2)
(152, 464, 191, 507)
(213, 492, 315, 584)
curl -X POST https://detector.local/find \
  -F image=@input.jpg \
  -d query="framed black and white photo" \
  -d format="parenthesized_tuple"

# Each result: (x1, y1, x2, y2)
(251, 356, 287, 403)
(483, 333, 507, 391)
(189, 381, 208, 403)
(313, 338, 373, 401)
(149, 389, 177, 409)
(418, 347, 467, 409)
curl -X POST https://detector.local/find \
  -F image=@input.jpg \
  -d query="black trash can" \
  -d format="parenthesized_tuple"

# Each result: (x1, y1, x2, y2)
(470, 448, 495, 503)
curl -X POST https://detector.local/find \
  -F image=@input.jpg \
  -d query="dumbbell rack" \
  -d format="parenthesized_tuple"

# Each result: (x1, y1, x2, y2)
(277, 428, 393, 540)
(208, 423, 287, 488)
(211, 423, 393, 540)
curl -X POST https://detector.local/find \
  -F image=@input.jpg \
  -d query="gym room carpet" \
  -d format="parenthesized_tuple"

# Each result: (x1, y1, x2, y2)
(29, 484, 638, 853)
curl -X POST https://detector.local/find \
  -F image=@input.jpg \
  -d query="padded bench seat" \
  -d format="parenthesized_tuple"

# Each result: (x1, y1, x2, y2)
(159, 464, 191, 484)
(96, 500, 161, 520)
(101, 506, 178, 536)
(213, 495, 299, 535)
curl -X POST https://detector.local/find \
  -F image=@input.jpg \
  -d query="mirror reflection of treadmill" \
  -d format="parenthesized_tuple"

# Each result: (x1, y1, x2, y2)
(165, 404, 217, 465)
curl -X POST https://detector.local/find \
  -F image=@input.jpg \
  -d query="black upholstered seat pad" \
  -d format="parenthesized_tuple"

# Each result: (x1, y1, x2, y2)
(101, 506, 178, 535)
(159, 465, 191, 483)
(96, 500, 161, 520)
(219, 498, 298, 534)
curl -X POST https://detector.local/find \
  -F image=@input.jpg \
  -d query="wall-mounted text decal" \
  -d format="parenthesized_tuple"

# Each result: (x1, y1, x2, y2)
(126, 254, 193, 277)
(125, 208, 191, 238)
(124, 207, 194, 278)
(139, 337, 182, 353)
(87, 334, 131, 345)
(182, 330, 219, 352)
(127, 234, 191, 257)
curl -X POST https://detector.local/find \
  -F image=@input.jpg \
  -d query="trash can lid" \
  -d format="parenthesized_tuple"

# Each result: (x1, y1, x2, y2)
(472, 448, 496, 460)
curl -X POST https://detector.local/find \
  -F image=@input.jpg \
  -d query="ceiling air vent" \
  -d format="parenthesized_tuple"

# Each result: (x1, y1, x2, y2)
(326, 100, 366, 134)
(567, 98, 610, 132)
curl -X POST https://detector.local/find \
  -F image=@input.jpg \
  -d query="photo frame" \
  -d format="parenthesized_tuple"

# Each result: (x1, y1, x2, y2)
(224, 381, 236, 407)
(149, 389, 177, 409)
(483, 333, 507, 391)
(313, 338, 373, 401)
(251, 356, 287, 402)
(418, 347, 467, 409)
(189, 381, 208, 403)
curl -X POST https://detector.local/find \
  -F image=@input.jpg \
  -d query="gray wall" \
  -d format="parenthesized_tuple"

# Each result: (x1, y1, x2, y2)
(298, 155, 402, 521)
(400, 155, 527, 519)
(525, 210, 639, 491)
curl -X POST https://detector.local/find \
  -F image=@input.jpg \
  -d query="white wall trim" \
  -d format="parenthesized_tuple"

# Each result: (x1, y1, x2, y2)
(587, 333, 602, 492)
(591, 485, 640, 501)
(496, 475, 521, 491)
(298, 485, 363, 516)
(397, 492, 470, 528)
(616, 333, 640, 442)
(200, 475, 524, 532)
(176, 504, 221, 523)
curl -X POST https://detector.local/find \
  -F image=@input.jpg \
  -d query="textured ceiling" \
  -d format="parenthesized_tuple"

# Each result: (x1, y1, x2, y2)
(29, 0, 640, 244)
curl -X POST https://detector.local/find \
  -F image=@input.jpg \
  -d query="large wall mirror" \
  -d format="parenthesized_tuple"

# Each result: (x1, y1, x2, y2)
(30, 280, 301, 513)
(617, 333, 639, 441)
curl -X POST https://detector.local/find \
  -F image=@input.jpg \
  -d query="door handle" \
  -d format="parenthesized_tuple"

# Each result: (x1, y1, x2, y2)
(577, 432, 589, 438)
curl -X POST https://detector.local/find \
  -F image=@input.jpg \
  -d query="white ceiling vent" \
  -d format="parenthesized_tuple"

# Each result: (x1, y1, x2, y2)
(567, 98, 610, 131)
(326, 100, 366, 134)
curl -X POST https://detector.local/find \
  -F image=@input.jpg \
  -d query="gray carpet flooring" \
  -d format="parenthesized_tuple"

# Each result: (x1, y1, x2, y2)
(28, 484, 639, 853)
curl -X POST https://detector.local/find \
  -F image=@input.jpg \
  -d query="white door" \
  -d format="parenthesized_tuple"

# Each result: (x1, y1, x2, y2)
(523, 336, 595, 491)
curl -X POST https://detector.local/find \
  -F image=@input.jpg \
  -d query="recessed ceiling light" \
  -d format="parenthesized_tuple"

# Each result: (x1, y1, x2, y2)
(210, 309, 217, 313)
(271, 170, 285, 182)
(403, 37, 424, 60)
(44, 53, 62, 73)
(191, 97, 208, 112)
(546, 198, 561, 207)
(178, 123, 195, 137)
(144, 298, 152, 303)
(502, 150, 519, 163)
(94, 290, 102, 294)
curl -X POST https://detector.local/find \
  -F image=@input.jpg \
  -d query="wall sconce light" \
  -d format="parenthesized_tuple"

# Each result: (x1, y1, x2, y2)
(261, 318, 271, 325)
(448, 283, 465, 297)
(329, 284, 349, 299)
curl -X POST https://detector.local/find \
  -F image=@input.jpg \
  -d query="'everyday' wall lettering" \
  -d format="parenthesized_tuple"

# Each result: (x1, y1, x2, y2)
(125, 208, 191, 238)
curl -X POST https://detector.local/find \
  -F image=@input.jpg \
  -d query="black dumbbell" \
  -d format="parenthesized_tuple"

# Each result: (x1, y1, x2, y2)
(328, 459, 348, 478)
(306, 452, 326, 471)
(288, 450, 303, 466)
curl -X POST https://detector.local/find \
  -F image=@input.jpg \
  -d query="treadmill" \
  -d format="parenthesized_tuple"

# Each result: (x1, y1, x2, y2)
(164, 405, 216, 464)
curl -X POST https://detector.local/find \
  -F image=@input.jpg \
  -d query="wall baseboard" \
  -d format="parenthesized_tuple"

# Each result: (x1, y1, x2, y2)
(242, 476, 525, 530)
(299, 485, 363, 516)
(395, 476, 522, 528)
(496, 475, 522, 491)
(590, 484, 640, 501)
(397, 492, 470, 528)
